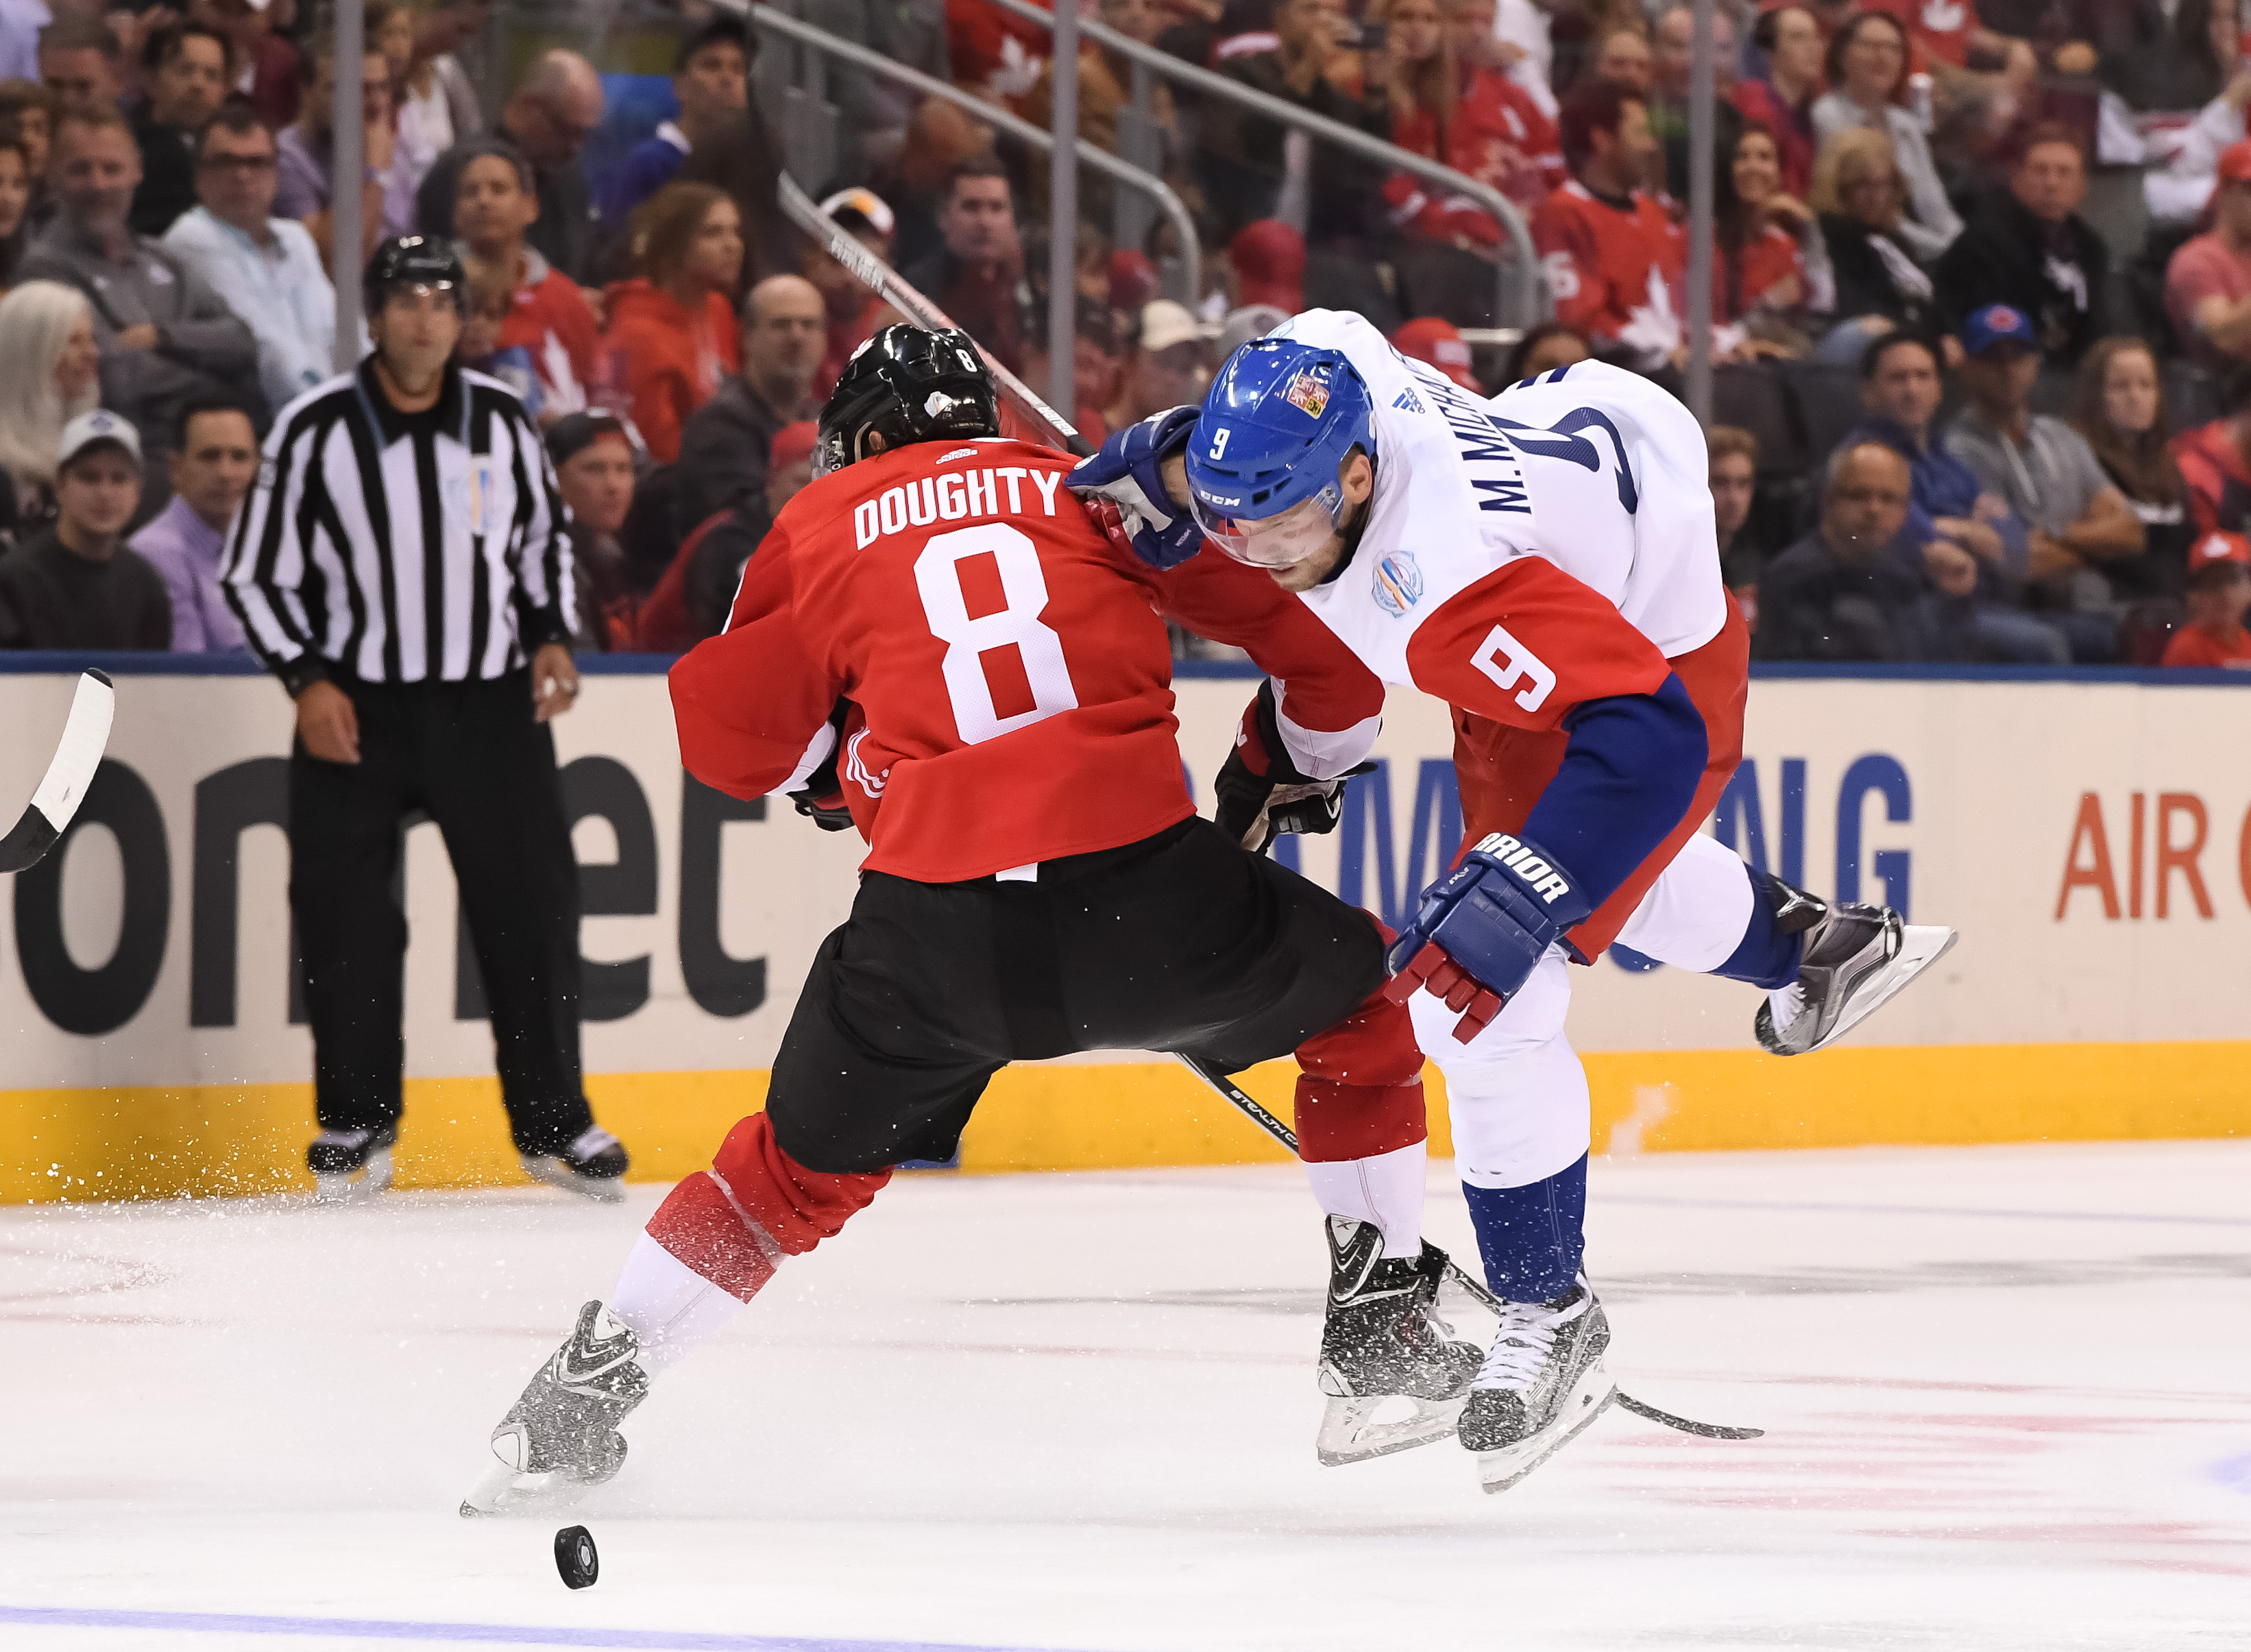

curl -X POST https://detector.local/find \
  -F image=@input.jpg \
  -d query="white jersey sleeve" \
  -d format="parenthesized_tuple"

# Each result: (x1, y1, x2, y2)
(1269, 311, 1729, 672)
(1484, 359, 1729, 659)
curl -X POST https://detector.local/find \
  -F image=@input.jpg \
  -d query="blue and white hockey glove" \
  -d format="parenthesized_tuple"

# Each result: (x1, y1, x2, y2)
(1068, 405, 1204, 569)
(1381, 831, 1594, 1043)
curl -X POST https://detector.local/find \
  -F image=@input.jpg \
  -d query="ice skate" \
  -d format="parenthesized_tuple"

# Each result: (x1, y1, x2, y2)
(1755, 893, 1958, 1056)
(1315, 1217, 1483, 1465)
(521, 1127, 630, 1203)
(1459, 1278, 1616, 1494)
(308, 1126, 396, 1204)
(461, 1300, 649, 1517)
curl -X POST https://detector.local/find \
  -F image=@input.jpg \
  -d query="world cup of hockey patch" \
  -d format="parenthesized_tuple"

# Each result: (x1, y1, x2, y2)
(1372, 551, 1424, 616)
(1284, 372, 1331, 420)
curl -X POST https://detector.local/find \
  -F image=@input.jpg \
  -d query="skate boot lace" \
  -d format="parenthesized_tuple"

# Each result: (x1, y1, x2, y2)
(1473, 1299, 1563, 1392)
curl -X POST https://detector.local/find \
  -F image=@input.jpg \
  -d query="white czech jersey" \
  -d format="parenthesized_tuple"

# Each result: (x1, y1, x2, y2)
(1268, 310, 1729, 679)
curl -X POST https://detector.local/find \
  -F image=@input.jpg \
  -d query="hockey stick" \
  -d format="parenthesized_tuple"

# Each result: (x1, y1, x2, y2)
(777, 172, 1094, 460)
(1173, 1052, 1764, 1442)
(0, 669, 115, 873)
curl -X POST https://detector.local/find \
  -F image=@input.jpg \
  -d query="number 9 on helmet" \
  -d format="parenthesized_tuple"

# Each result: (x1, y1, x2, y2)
(1183, 337, 1376, 569)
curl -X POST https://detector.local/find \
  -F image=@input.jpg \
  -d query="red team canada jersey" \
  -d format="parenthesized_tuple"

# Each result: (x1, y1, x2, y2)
(1531, 183, 1685, 364)
(670, 437, 1388, 883)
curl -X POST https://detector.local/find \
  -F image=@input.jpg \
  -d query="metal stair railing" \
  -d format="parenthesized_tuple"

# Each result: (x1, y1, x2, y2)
(719, 0, 1202, 303)
(987, 0, 1543, 327)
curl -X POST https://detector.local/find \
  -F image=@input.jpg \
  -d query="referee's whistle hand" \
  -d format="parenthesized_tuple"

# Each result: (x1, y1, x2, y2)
(531, 643, 581, 723)
(296, 681, 361, 765)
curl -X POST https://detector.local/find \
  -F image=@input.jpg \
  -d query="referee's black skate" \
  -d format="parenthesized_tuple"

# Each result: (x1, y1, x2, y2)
(461, 1300, 649, 1516)
(1315, 1217, 1483, 1465)
(1459, 1278, 1616, 1493)
(308, 1126, 396, 1204)
(522, 1128, 630, 1203)
(1753, 888, 1958, 1056)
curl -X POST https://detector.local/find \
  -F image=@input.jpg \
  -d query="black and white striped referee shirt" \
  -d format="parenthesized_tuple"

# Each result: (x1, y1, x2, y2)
(222, 360, 576, 696)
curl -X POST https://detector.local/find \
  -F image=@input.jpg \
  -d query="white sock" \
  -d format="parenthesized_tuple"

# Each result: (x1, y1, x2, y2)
(607, 1232, 750, 1378)
(1304, 1139, 1428, 1259)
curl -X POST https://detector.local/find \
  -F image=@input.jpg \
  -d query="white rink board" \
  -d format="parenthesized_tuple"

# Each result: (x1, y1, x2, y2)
(0, 666, 2248, 1092)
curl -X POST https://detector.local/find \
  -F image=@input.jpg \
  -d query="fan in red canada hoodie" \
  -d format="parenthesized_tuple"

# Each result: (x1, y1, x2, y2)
(600, 280, 742, 464)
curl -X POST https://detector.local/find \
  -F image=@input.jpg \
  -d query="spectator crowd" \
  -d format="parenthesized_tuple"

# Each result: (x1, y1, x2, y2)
(0, 0, 2246, 669)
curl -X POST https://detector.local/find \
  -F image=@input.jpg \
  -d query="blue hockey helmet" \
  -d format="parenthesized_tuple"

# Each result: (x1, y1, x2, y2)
(1184, 337, 1376, 568)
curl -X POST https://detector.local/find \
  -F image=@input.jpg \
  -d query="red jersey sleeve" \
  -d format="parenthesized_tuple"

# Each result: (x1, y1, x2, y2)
(1402, 557, 1673, 730)
(671, 529, 838, 801)
(1531, 189, 1615, 342)
(1147, 549, 1388, 775)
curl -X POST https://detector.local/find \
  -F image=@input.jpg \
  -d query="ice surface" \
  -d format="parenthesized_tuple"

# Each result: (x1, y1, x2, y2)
(6, 1141, 2250, 1651)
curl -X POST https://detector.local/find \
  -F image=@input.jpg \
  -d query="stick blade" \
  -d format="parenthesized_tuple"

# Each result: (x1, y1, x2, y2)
(1, 670, 115, 875)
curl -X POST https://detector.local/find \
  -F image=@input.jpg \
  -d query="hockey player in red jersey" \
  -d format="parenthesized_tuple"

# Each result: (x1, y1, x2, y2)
(1071, 312, 1955, 1491)
(459, 326, 1502, 1513)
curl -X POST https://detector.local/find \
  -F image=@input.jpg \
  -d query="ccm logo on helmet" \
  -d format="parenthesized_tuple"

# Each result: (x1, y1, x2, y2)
(1472, 833, 1573, 904)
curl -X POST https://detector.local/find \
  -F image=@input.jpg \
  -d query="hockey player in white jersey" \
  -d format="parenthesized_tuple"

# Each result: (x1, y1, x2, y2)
(1071, 310, 1954, 1491)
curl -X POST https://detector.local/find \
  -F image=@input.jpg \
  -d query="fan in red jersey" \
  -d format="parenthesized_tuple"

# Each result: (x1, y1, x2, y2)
(1533, 80, 1689, 373)
(460, 326, 1496, 1512)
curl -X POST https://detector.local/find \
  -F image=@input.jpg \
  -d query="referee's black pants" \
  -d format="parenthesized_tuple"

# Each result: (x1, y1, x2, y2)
(289, 670, 594, 1156)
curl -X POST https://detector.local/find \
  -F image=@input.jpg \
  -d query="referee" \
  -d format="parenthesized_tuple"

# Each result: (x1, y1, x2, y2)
(222, 236, 629, 1204)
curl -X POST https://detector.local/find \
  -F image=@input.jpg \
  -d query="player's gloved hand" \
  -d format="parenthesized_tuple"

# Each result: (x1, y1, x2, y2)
(1213, 679, 1376, 853)
(1068, 406, 1203, 569)
(788, 788, 853, 831)
(788, 702, 856, 831)
(1380, 831, 1594, 1043)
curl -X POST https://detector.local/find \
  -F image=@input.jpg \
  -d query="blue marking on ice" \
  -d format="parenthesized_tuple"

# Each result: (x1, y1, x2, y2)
(0, 1604, 1097, 1652)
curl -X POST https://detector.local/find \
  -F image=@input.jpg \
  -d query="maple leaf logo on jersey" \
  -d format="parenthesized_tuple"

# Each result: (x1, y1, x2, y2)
(1371, 551, 1424, 617)
(1921, 0, 1966, 32)
(1285, 372, 1331, 419)
(1391, 387, 1426, 414)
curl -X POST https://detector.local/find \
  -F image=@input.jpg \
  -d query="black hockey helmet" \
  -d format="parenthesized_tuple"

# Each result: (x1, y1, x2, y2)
(814, 324, 999, 477)
(364, 234, 467, 318)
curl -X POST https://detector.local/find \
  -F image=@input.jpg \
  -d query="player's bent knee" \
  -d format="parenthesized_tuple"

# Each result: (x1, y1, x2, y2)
(1295, 1076, 1428, 1162)
(1445, 1038, 1592, 1189)
(704, 1112, 891, 1257)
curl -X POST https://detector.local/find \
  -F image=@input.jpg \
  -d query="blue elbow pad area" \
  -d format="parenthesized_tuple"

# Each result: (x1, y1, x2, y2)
(1518, 672, 1707, 912)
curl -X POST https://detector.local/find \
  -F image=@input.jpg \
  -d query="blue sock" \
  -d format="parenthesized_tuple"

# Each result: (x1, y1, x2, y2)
(1462, 1154, 1587, 1303)
(1710, 868, 1805, 990)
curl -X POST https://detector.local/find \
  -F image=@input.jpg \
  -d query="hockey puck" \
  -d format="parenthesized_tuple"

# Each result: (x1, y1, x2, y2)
(554, 1525, 598, 1590)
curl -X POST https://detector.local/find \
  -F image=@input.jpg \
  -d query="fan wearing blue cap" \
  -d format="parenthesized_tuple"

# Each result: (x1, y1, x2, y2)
(1948, 302, 2145, 661)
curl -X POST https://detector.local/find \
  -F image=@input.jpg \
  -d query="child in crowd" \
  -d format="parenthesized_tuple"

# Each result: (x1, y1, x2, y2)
(2162, 530, 2251, 666)
(461, 267, 543, 419)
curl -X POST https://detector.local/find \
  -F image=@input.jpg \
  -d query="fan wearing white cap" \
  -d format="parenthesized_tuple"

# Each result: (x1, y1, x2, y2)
(0, 410, 172, 650)
(1106, 300, 1215, 433)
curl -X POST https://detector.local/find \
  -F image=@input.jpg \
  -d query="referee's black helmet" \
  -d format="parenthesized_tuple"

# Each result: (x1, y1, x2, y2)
(364, 234, 467, 318)
(814, 324, 999, 477)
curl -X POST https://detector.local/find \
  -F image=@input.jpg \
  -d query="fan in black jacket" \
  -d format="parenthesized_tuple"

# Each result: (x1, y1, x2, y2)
(1933, 130, 2115, 372)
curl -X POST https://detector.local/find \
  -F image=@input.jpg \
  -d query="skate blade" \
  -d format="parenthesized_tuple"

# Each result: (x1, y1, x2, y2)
(521, 1156, 627, 1203)
(1316, 1391, 1469, 1466)
(458, 1456, 593, 1520)
(1803, 925, 1958, 1055)
(1472, 1361, 1616, 1495)
(311, 1150, 393, 1206)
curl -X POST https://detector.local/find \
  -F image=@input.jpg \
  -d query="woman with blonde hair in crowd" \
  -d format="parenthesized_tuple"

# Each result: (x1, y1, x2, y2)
(602, 182, 744, 464)
(0, 280, 100, 546)
(1811, 11, 1962, 262)
(1808, 125, 1940, 365)
(2073, 337, 2195, 594)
